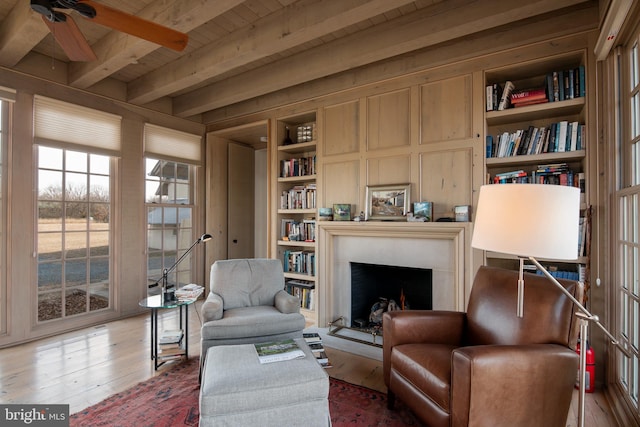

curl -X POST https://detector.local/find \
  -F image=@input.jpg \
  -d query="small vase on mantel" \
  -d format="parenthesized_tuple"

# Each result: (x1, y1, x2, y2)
(283, 126, 293, 145)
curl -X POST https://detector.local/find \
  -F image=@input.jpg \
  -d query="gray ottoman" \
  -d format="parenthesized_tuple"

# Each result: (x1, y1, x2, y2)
(199, 338, 331, 427)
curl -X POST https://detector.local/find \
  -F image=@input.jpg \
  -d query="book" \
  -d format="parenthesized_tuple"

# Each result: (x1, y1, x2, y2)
(510, 87, 547, 103)
(159, 329, 183, 345)
(303, 332, 322, 344)
(497, 80, 515, 110)
(159, 346, 185, 356)
(308, 342, 325, 353)
(511, 98, 547, 107)
(254, 339, 306, 364)
(486, 135, 493, 158)
(486, 85, 493, 111)
(314, 350, 329, 365)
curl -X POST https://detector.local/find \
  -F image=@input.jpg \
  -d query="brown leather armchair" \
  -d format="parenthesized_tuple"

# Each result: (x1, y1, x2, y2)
(383, 266, 581, 427)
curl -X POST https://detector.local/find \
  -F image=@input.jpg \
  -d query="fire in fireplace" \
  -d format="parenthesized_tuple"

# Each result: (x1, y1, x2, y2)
(349, 261, 433, 328)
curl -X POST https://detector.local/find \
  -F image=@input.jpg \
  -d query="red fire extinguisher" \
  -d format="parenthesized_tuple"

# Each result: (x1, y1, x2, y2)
(575, 341, 595, 393)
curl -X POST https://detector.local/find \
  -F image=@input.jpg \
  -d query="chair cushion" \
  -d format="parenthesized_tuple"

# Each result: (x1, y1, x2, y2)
(391, 343, 457, 412)
(201, 306, 306, 340)
(211, 259, 285, 309)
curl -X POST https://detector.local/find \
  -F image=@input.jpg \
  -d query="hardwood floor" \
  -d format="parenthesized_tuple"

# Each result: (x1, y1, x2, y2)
(0, 301, 619, 426)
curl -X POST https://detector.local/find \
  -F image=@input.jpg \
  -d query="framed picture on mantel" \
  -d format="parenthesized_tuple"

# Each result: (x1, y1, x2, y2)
(365, 184, 410, 221)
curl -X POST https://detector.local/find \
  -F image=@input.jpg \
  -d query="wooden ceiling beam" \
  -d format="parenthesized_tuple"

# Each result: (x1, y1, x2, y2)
(0, 1, 49, 68)
(174, 0, 590, 117)
(67, 0, 245, 89)
(126, 0, 418, 105)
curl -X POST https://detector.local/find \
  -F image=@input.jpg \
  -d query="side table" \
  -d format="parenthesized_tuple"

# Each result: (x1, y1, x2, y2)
(139, 294, 197, 370)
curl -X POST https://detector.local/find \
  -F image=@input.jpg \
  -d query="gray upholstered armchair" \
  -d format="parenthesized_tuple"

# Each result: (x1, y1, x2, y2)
(200, 258, 306, 369)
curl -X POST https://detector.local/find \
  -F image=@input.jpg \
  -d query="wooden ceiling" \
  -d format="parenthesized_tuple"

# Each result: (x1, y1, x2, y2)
(0, 0, 596, 122)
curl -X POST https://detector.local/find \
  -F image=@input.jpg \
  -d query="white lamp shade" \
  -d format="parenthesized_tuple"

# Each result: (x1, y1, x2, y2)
(471, 184, 581, 260)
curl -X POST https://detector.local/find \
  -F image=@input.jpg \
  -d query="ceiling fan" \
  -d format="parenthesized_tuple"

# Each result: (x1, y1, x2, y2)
(30, 0, 188, 62)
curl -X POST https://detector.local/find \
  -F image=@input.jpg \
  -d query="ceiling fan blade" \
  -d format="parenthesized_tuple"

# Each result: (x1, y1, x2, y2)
(41, 14, 98, 62)
(78, 1, 188, 52)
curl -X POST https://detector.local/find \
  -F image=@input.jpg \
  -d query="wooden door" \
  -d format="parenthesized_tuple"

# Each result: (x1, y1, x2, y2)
(228, 143, 255, 258)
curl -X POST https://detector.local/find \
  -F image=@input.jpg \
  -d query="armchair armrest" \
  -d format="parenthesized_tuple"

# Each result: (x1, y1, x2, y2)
(383, 310, 466, 348)
(274, 289, 301, 314)
(451, 344, 578, 426)
(383, 310, 466, 387)
(201, 292, 224, 321)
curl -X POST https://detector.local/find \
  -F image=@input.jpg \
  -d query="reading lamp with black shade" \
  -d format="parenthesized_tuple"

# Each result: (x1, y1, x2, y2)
(471, 183, 628, 427)
(149, 233, 212, 303)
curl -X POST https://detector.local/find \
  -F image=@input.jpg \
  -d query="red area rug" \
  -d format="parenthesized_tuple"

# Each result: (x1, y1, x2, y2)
(70, 357, 423, 426)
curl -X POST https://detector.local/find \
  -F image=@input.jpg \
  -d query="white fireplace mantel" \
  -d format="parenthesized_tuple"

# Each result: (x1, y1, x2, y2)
(316, 221, 473, 327)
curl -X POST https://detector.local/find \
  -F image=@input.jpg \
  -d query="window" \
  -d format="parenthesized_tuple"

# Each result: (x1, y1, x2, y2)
(37, 147, 112, 321)
(145, 158, 195, 289)
(615, 32, 640, 418)
(0, 99, 9, 332)
(33, 96, 120, 323)
(143, 124, 201, 291)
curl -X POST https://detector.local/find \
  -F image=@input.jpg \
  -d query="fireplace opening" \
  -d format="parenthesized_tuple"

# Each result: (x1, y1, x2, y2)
(349, 262, 433, 329)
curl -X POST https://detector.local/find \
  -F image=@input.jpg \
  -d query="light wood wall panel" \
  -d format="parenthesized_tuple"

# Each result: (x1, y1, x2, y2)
(419, 148, 473, 217)
(420, 75, 473, 143)
(367, 89, 411, 151)
(366, 155, 412, 187)
(322, 160, 359, 210)
(323, 101, 359, 156)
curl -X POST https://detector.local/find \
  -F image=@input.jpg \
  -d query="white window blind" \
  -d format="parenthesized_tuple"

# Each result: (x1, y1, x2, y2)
(0, 86, 16, 102)
(33, 95, 121, 155)
(144, 123, 202, 165)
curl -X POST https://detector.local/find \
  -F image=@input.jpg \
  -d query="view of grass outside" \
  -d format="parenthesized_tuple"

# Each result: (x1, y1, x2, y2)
(37, 147, 111, 322)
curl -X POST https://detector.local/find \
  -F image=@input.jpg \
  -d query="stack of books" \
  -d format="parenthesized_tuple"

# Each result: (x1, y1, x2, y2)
(159, 329, 184, 360)
(175, 284, 204, 302)
(303, 332, 331, 368)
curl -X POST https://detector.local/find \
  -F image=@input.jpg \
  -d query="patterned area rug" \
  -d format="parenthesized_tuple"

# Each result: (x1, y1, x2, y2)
(70, 357, 424, 426)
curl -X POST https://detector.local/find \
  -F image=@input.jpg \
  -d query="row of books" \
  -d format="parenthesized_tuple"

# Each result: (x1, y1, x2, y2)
(486, 65, 585, 111)
(283, 250, 316, 276)
(280, 155, 316, 178)
(487, 121, 585, 158)
(491, 163, 584, 191)
(285, 279, 315, 310)
(280, 184, 317, 210)
(532, 264, 587, 282)
(304, 332, 331, 368)
(281, 218, 316, 242)
(159, 329, 185, 359)
(547, 67, 586, 102)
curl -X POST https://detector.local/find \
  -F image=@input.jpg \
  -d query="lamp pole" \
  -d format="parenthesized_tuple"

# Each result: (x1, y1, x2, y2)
(529, 257, 630, 427)
(156, 233, 212, 303)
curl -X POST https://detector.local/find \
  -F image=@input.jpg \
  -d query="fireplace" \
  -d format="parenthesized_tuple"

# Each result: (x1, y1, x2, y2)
(350, 262, 432, 328)
(316, 222, 471, 355)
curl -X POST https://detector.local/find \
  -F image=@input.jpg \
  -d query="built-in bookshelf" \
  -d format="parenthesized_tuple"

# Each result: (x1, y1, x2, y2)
(274, 111, 318, 324)
(483, 51, 590, 282)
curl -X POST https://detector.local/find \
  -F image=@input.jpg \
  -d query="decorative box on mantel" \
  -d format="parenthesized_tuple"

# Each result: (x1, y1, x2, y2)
(316, 221, 473, 327)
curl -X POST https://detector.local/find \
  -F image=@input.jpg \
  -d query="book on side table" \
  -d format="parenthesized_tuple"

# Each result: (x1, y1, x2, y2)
(254, 339, 306, 364)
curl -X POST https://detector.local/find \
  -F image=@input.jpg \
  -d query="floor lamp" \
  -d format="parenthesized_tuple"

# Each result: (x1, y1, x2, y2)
(471, 183, 627, 427)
